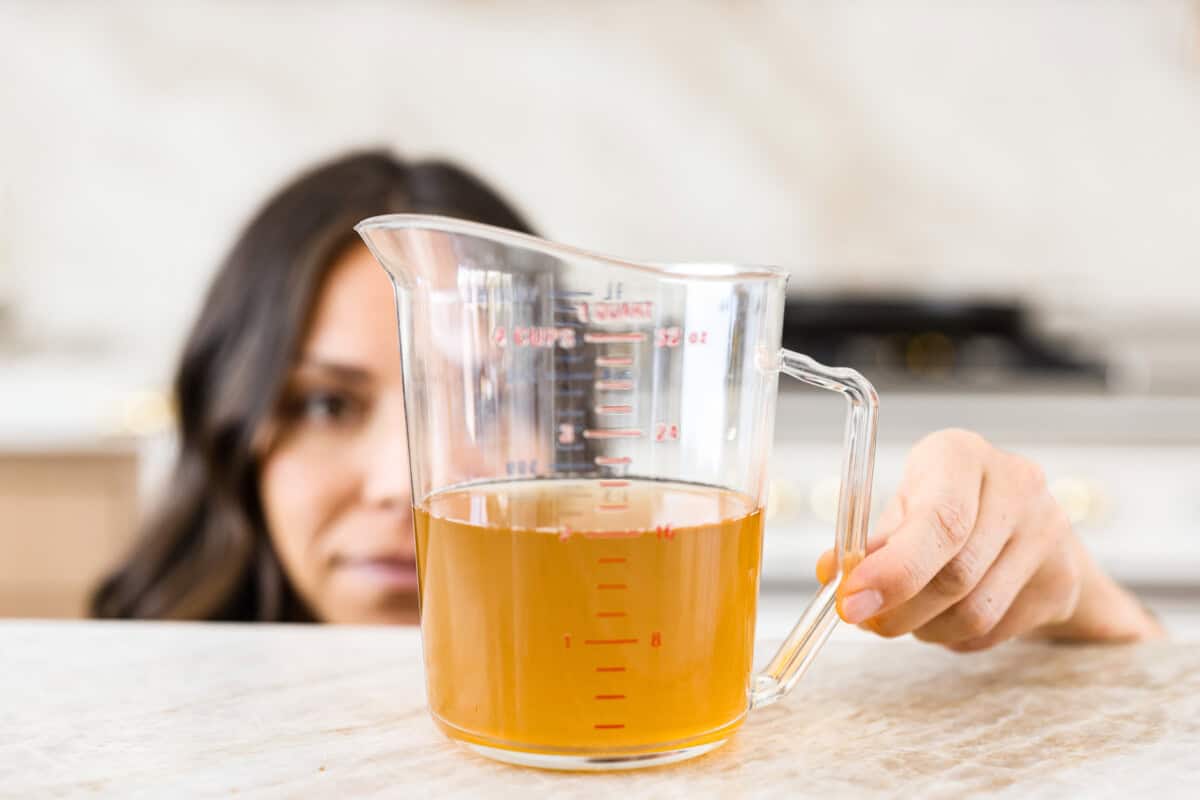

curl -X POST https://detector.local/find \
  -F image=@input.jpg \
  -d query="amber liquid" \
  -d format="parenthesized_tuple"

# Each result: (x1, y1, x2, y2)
(413, 479, 764, 754)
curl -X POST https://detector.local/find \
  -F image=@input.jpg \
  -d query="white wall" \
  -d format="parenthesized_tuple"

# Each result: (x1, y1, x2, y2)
(2, 1, 1199, 387)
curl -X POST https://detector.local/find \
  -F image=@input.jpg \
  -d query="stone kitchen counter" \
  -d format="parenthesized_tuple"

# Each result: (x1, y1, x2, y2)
(2, 622, 1197, 798)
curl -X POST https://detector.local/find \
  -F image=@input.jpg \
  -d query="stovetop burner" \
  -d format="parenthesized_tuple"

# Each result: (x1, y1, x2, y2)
(781, 295, 1107, 391)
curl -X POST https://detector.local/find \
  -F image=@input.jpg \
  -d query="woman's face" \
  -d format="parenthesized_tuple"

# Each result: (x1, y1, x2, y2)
(260, 243, 417, 624)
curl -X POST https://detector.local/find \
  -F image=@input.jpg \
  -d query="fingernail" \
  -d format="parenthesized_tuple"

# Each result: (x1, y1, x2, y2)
(840, 590, 883, 624)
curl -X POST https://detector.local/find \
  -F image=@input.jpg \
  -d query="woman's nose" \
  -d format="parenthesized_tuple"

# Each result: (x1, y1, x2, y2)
(361, 396, 411, 508)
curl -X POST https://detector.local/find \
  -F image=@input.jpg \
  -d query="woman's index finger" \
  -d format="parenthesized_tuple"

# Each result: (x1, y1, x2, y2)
(839, 430, 988, 608)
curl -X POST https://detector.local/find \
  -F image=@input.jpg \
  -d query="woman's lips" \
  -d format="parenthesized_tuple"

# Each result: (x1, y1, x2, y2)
(337, 555, 418, 592)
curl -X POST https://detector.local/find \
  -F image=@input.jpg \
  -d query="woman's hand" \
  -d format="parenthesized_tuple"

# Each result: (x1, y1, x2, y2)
(816, 428, 1164, 651)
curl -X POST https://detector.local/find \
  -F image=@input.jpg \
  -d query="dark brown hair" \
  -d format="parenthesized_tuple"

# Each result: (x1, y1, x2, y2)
(92, 151, 534, 621)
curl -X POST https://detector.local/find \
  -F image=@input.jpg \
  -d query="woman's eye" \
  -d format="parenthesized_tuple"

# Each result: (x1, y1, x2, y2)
(291, 390, 366, 425)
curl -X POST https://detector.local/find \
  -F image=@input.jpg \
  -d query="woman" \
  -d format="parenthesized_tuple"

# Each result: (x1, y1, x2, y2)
(94, 150, 1163, 646)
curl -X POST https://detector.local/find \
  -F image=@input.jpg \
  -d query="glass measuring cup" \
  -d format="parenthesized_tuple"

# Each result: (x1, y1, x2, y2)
(356, 215, 878, 770)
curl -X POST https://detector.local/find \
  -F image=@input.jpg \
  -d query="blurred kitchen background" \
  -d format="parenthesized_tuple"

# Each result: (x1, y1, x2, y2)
(1, 2, 1198, 633)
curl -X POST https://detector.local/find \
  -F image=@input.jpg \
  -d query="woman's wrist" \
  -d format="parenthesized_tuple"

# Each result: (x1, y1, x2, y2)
(1035, 537, 1166, 643)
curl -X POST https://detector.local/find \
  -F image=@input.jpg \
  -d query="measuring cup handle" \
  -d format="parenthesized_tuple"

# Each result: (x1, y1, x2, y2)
(751, 349, 879, 709)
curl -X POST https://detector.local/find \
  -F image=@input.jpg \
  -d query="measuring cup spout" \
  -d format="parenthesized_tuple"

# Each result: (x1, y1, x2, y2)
(354, 215, 423, 290)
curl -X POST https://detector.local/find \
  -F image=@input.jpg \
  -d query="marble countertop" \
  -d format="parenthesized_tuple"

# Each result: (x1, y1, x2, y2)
(2, 622, 1197, 798)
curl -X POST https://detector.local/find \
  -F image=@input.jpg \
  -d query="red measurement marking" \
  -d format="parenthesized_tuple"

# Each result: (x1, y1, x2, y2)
(596, 611, 627, 618)
(595, 584, 628, 590)
(655, 524, 675, 540)
(584, 332, 646, 344)
(558, 526, 572, 541)
(688, 330, 709, 345)
(585, 638, 639, 645)
(564, 634, 572, 648)
(594, 724, 625, 730)
(508, 326, 577, 349)
(595, 666, 626, 673)
(592, 301, 654, 322)
(651, 632, 662, 647)
(594, 694, 627, 700)
(595, 404, 633, 414)
(597, 556, 627, 563)
(598, 480, 630, 488)
(583, 428, 642, 439)
(595, 456, 632, 466)
(595, 357, 633, 367)
(596, 503, 629, 512)
(594, 380, 634, 392)
(654, 326, 681, 348)
(654, 423, 679, 442)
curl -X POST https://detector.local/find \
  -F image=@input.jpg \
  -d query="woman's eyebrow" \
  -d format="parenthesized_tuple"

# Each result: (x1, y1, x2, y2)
(293, 358, 373, 383)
